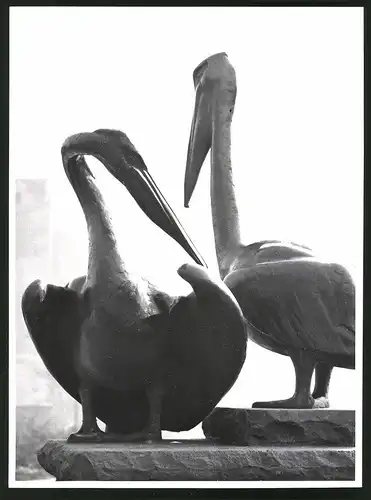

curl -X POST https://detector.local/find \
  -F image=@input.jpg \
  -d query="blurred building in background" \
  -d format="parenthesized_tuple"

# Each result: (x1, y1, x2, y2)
(15, 179, 79, 481)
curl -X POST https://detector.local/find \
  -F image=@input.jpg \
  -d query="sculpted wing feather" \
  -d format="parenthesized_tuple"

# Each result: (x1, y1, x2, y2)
(21, 280, 83, 402)
(226, 259, 355, 359)
(251, 240, 315, 263)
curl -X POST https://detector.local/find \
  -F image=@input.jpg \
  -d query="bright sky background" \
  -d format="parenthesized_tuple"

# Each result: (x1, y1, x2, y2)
(10, 7, 363, 439)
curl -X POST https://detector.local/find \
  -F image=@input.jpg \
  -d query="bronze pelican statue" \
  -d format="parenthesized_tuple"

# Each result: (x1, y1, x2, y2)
(184, 53, 355, 409)
(22, 128, 247, 442)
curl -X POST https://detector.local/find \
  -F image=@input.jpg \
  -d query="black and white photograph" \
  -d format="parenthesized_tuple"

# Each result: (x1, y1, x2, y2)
(9, 6, 363, 487)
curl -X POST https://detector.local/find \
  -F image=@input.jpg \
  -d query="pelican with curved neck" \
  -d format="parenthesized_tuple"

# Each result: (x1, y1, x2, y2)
(184, 53, 355, 409)
(22, 129, 247, 442)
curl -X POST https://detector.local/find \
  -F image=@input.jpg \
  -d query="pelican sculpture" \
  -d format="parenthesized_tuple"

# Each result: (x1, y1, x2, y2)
(22, 128, 247, 442)
(184, 53, 355, 409)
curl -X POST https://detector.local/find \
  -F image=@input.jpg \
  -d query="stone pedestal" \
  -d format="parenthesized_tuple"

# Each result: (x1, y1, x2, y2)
(37, 408, 356, 481)
(38, 439, 355, 481)
(202, 408, 355, 447)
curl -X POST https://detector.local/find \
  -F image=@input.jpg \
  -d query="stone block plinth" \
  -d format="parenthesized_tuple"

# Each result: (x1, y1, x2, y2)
(37, 439, 355, 481)
(202, 408, 355, 447)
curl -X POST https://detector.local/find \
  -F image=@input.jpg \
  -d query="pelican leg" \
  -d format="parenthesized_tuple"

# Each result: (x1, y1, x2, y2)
(68, 382, 104, 442)
(252, 350, 317, 409)
(101, 383, 164, 443)
(142, 382, 163, 442)
(311, 362, 333, 408)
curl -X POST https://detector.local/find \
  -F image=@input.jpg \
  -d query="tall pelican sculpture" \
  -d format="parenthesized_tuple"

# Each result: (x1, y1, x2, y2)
(22, 129, 247, 442)
(184, 53, 355, 409)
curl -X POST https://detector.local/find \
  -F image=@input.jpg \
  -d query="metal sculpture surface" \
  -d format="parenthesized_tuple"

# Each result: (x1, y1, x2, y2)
(184, 53, 355, 409)
(22, 129, 247, 442)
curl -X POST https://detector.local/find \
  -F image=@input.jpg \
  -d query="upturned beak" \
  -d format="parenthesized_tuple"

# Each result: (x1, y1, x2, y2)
(61, 129, 207, 267)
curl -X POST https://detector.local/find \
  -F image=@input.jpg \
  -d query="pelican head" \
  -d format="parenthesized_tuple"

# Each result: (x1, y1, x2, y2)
(61, 129, 207, 267)
(184, 52, 237, 208)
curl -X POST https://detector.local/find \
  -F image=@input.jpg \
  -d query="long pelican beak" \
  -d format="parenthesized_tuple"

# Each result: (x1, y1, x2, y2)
(184, 52, 236, 208)
(61, 129, 207, 267)
(184, 79, 213, 208)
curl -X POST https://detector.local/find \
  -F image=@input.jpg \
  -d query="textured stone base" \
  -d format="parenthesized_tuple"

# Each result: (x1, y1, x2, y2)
(38, 439, 355, 481)
(202, 408, 355, 447)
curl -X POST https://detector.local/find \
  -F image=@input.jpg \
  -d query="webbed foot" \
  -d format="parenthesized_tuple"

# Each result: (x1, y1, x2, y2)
(99, 429, 162, 443)
(252, 394, 315, 409)
(67, 429, 105, 443)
